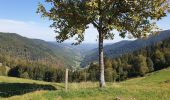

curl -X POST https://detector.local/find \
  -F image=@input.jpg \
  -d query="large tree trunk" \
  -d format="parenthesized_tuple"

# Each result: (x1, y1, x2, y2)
(99, 31, 106, 87)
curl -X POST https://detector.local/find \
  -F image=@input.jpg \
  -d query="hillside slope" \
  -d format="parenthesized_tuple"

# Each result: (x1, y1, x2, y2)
(82, 30, 170, 66)
(0, 32, 80, 68)
(0, 67, 169, 100)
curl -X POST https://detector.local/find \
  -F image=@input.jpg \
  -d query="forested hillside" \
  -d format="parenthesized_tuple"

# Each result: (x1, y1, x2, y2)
(0, 32, 80, 68)
(1, 31, 170, 83)
(85, 30, 170, 82)
(82, 30, 170, 67)
(0, 32, 96, 82)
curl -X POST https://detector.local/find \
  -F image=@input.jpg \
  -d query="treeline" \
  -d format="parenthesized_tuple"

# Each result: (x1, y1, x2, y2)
(88, 36, 170, 81)
(87, 36, 170, 81)
(0, 37, 170, 82)
(75, 36, 170, 82)
(1, 63, 86, 82)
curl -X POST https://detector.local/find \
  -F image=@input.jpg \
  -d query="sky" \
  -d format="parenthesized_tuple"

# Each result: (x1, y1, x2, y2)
(0, 0, 169, 44)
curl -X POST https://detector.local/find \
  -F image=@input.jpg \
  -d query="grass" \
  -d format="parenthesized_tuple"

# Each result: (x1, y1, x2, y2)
(0, 68, 170, 100)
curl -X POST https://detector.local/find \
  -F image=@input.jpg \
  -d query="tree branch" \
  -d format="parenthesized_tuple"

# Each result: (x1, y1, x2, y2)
(92, 21, 99, 29)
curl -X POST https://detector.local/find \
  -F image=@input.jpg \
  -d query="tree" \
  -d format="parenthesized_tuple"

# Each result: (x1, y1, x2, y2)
(104, 58, 113, 82)
(146, 57, 154, 72)
(37, 0, 170, 87)
(20, 72, 30, 79)
(164, 52, 170, 66)
(134, 55, 149, 76)
(44, 70, 54, 82)
(153, 50, 166, 70)
(88, 63, 99, 81)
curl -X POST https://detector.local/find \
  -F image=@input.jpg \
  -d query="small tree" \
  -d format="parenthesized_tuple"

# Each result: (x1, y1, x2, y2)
(165, 52, 170, 66)
(37, 0, 170, 87)
(104, 58, 114, 82)
(134, 55, 149, 76)
(20, 72, 30, 79)
(153, 50, 166, 70)
(146, 57, 154, 72)
(88, 63, 99, 81)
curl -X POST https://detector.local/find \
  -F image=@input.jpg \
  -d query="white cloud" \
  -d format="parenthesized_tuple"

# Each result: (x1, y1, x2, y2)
(0, 19, 129, 43)
(0, 19, 56, 41)
(83, 25, 127, 43)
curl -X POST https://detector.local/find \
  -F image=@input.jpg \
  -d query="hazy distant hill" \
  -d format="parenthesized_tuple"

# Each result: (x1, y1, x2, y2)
(81, 30, 170, 67)
(0, 32, 82, 68)
(53, 42, 97, 55)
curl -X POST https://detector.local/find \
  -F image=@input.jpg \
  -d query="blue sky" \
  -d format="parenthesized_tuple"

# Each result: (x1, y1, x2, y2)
(0, 0, 169, 43)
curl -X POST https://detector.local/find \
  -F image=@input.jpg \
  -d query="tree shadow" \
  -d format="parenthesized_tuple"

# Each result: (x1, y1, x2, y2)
(165, 79, 170, 83)
(0, 82, 57, 97)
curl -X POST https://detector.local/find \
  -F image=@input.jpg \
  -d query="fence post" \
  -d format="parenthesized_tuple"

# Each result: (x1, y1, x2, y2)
(85, 69, 87, 82)
(65, 68, 68, 92)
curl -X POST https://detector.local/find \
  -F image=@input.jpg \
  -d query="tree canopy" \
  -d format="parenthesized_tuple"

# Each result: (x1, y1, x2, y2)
(37, 0, 170, 44)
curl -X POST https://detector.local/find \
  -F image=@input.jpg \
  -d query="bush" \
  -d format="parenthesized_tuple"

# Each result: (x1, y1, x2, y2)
(8, 66, 20, 77)
(20, 72, 30, 79)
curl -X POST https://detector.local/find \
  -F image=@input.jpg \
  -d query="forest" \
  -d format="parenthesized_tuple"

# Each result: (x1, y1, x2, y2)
(0, 32, 170, 83)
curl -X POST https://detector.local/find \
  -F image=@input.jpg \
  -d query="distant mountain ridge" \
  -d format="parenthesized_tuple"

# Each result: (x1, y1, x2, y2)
(81, 30, 170, 67)
(50, 42, 97, 56)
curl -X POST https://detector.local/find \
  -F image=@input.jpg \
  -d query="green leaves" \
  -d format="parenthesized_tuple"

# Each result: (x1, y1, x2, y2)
(168, 9, 170, 13)
(37, 0, 170, 44)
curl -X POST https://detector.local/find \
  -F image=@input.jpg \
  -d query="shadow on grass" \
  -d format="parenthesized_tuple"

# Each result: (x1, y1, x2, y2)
(0, 82, 57, 97)
(165, 79, 170, 83)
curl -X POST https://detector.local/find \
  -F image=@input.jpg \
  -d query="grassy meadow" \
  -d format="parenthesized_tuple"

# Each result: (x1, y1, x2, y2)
(0, 68, 170, 100)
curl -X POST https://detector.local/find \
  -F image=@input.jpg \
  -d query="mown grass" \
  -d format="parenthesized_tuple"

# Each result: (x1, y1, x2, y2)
(0, 68, 170, 100)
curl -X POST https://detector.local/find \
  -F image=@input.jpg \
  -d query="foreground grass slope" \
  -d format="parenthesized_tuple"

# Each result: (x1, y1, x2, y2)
(0, 68, 170, 100)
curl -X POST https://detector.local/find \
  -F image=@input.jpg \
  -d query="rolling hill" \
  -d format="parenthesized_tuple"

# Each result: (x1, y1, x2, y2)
(82, 30, 170, 67)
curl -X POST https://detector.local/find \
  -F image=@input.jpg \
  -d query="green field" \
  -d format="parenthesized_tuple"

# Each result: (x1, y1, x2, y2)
(0, 68, 170, 100)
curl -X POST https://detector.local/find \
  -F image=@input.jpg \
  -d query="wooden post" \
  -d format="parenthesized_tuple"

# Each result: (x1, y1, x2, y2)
(65, 68, 68, 92)
(85, 69, 86, 82)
